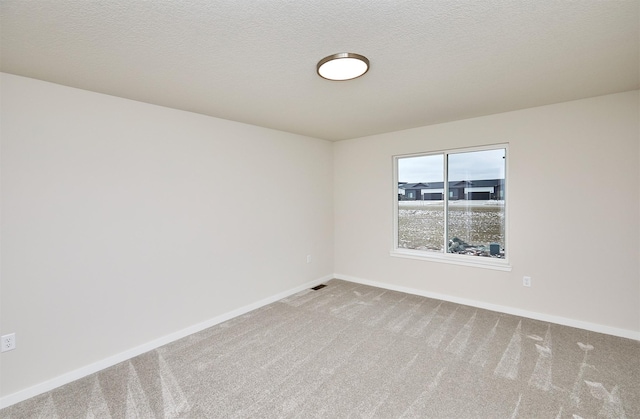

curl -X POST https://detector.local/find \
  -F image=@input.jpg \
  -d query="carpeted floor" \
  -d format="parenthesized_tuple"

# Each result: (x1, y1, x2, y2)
(2, 279, 639, 418)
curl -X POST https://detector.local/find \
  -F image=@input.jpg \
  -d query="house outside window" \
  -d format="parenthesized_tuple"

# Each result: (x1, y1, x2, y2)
(392, 145, 510, 270)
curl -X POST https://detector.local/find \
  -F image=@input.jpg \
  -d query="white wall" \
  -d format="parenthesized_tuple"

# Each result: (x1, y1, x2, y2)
(1, 73, 638, 406)
(334, 91, 640, 337)
(0, 73, 334, 398)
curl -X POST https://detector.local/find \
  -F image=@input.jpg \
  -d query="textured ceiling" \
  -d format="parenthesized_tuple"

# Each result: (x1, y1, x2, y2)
(1, 1, 638, 141)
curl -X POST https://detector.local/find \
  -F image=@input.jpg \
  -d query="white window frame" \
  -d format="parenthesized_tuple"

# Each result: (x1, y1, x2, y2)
(391, 144, 511, 271)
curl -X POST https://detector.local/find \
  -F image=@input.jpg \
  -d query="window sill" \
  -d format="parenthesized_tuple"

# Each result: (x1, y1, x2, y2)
(390, 249, 512, 271)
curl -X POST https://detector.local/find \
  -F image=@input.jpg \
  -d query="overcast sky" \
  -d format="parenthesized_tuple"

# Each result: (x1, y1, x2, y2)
(398, 149, 505, 183)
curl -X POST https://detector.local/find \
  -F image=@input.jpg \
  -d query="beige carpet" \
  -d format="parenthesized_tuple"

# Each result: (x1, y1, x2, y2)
(2, 279, 639, 418)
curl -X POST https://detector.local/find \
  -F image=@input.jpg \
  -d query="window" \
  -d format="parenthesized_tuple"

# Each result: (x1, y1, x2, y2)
(393, 145, 509, 270)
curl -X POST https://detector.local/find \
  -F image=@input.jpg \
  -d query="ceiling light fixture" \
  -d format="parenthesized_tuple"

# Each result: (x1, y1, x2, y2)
(317, 53, 369, 81)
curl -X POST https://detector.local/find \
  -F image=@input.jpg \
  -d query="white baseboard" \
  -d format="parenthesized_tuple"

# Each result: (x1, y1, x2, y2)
(333, 273, 640, 341)
(0, 275, 331, 410)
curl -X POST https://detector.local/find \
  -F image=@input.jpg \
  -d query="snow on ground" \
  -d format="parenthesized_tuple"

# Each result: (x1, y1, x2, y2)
(399, 200, 505, 208)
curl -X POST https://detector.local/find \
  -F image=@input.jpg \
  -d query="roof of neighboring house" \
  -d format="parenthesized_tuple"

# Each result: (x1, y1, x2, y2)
(398, 182, 443, 190)
(450, 179, 505, 187)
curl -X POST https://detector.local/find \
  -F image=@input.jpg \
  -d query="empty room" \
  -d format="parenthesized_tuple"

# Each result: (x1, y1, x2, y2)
(1, 1, 639, 418)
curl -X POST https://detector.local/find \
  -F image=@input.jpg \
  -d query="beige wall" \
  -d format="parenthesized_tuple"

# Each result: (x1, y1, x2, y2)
(0, 74, 334, 397)
(334, 91, 640, 336)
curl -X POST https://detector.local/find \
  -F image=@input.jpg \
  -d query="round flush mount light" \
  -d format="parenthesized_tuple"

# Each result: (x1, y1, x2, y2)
(317, 52, 370, 81)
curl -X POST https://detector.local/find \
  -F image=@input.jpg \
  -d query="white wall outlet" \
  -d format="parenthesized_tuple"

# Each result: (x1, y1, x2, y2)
(523, 276, 532, 287)
(1, 333, 16, 352)
(306, 255, 312, 263)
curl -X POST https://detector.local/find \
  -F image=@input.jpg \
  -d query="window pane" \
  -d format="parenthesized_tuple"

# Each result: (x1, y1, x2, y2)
(447, 149, 505, 258)
(397, 155, 444, 252)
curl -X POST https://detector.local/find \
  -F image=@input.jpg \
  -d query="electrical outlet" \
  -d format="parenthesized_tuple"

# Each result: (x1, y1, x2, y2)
(1, 333, 16, 352)
(523, 276, 532, 287)
(306, 255, 312, 263)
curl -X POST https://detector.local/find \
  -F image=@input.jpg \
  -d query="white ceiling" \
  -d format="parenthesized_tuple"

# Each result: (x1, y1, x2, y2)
(1, 1, 638, 141)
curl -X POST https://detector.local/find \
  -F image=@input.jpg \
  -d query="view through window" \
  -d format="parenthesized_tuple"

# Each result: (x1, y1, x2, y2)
(395, 146, 506, 262)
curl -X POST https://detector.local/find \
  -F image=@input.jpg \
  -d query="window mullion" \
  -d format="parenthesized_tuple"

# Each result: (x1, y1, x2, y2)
(443, 152, 448, 254)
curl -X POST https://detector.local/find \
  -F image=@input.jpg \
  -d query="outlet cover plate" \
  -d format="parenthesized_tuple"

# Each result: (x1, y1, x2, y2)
(1, 333, 16, 352)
